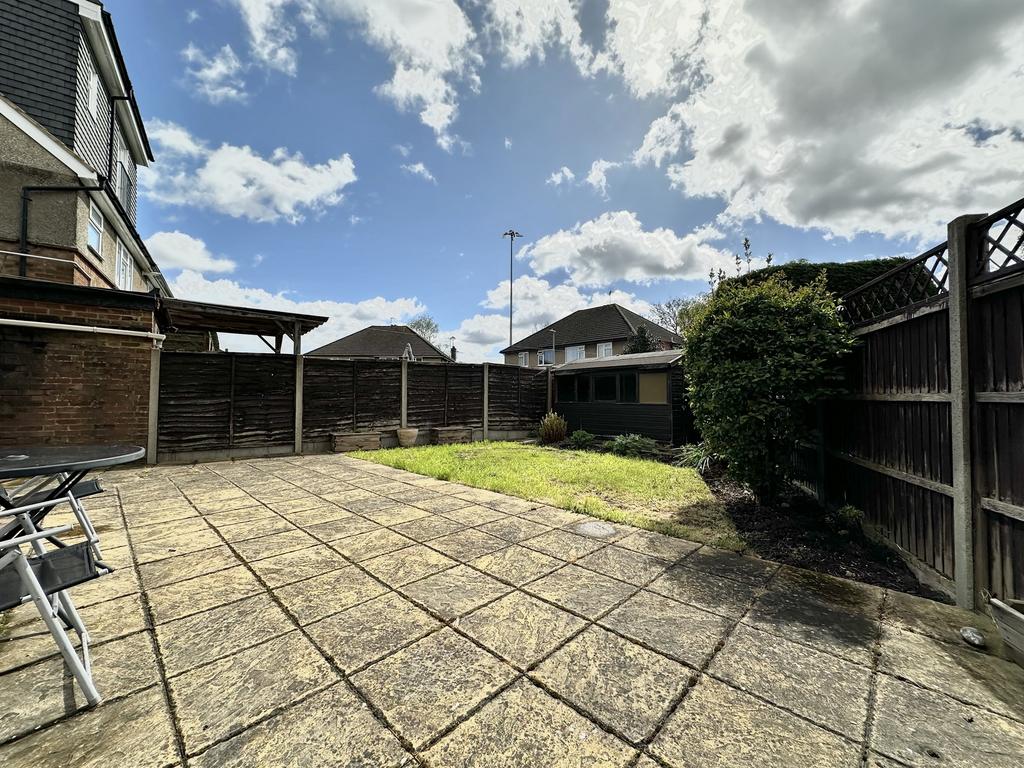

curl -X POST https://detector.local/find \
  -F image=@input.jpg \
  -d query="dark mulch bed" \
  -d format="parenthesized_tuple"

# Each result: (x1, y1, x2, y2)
(709, 476, 949, 601)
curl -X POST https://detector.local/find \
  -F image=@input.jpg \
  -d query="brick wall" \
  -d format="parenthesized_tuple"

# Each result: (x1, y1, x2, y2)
(0, 292, 155, 449)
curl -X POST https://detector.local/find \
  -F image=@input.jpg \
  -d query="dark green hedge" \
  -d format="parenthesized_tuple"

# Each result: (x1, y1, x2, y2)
(723, 257, 907, 297)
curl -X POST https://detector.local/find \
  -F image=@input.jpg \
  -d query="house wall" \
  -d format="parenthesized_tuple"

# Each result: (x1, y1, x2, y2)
(73, 32, 137, 222)
(0, 0, 80, 148)
(503, 339, 628, 368)
(0, 114, 149, 292)
(0, 289, 156, 449)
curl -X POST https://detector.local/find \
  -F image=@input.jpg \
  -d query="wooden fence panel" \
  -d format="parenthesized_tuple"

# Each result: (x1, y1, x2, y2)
(353, 360, 401, 431)
(447, 364, 484, 428)
(157, 352, 232, 452)
(805, 197, 1024, 603)
(302, 358, 355, 440)
(406, 364, 447, 428)
(228, 354, 295, 448)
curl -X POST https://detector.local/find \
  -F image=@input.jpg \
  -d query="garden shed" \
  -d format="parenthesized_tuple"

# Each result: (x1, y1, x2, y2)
(551, 350, 694, 444)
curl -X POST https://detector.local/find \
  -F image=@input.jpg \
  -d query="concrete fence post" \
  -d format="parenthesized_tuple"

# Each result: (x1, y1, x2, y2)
(400, 359, 408, 428)
(947, 213, 985, 609)
(482, 363, 489, 440)
(146, 341, 161, 465)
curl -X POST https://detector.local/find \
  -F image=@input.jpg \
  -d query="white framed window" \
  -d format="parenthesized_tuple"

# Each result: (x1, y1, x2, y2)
(517, 351, 529, 367)
(115, 238, 133, 290)
(596, 342, 613, 358)
(87, 201, 104, 254)
(88, 71, 101, 119)
(565, 345, 585, 362)
(537, 349, 555, 366)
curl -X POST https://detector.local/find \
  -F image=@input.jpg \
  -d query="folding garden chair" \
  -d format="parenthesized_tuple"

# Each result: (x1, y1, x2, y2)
(0, 494, 113, 706)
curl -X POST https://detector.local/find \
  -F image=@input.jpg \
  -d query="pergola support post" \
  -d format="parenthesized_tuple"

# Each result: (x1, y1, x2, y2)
(293, 321, 303, 455)
(146, 340, 161, 464)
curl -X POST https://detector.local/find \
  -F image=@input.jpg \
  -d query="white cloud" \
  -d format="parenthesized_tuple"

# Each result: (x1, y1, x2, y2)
(521, 211, 731, 287)
(546, 166, 575, 186)
(401, 161, 437, 184)
(141, 120, 357, 224)
(603, 0, 707, 98)
(228, 0, 480, 150)
(634, 0, 1024, 241)
(504, 137, 512, 150)
(481, 0, 609, 77)
(229, 0, 302, 75)
(182, 44, 248, 104)
(393, 143, 412, 157)
(632, 103, 686, 167)
(442, 275, 655, 362)
(169, 269, 426, 354)
(584, 159, 620, 199)
(186, 9, 200, 23)
(146, 231, 237, 274)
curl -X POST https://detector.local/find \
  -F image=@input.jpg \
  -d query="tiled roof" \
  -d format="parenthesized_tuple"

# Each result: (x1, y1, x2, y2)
(307, 325, 451, 359)
(500, 303, 682, 354)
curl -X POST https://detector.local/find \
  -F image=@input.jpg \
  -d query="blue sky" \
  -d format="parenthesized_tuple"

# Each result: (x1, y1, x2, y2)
(108, 0, 1024, 359)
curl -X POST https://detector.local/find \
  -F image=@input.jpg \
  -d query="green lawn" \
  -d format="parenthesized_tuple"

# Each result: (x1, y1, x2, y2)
(352, 442, 742, 550)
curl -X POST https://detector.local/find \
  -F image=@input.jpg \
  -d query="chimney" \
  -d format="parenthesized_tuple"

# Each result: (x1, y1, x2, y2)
(449, 345, 457, 362)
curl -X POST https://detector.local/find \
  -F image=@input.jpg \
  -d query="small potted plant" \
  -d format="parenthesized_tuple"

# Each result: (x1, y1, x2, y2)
(396, 427, 418, 447)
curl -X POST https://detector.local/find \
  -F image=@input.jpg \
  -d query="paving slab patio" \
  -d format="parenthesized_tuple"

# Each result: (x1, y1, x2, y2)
(1, 454, 1022, 767)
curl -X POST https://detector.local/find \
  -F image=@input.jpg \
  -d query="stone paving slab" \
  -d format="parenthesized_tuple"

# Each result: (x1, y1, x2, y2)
(2, 454, 1022, 767)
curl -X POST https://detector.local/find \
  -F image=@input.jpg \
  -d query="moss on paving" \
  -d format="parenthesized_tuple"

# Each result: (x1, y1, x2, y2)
(353, 442, 743, 550)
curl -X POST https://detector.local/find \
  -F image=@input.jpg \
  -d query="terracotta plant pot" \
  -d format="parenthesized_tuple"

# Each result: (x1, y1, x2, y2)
(396, 427, 419, 448)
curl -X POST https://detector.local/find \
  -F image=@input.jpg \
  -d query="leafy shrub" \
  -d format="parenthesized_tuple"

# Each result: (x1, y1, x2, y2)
(673, 442, 721, 476)
(538, 411, 568, 444)
(609, 433, 657, 457)
(685, 274, 854, 501)
(568, 429, 595, 450)
(826, 504, 865, 538)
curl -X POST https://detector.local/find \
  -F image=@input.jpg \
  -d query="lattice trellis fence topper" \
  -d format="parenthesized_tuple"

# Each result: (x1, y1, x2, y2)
(841, 194, 1024, 326)
(974, 197, 1024, 283)
(841, 243, 949, 326)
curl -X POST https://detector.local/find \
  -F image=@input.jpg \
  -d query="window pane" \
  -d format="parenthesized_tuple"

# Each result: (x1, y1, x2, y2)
(638, 372, 668, 404)
(597, 343, 613, 358)
(576, 375, 590, 402)
(594, 374, 617, 401)
(566, 345, 584, 362)
(538, 349, 555, 365)
(556, 376, 576, 402)
(620, 373, 637, 403)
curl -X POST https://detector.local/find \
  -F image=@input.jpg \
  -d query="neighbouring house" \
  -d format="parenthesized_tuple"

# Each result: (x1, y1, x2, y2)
(307, 325, 454, 362)
(551, 350, 694, 444)
(0, 0, 169, 295)
(500, 303, 682, 368)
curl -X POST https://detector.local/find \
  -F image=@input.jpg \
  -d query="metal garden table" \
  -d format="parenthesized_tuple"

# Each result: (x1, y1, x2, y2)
(0, 444, 143, 705)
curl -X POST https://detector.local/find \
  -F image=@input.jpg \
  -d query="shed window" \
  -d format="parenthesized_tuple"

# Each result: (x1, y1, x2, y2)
(576, 374, 590, 402)
(565, 345, 585, 362)
(638, 372, 668, 404)
(594, 374, 617, 401)
(556, 376, 576, 403)
(596, 342, 613, 358)
(87, 201, 104, 254)
(620, 372, 638, 403)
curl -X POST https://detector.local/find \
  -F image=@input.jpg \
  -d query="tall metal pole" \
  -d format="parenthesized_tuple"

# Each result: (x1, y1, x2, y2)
(503, 230, 522, 349)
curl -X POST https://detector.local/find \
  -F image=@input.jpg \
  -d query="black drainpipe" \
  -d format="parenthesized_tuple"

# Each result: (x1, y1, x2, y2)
(17, 95, 127, 276)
